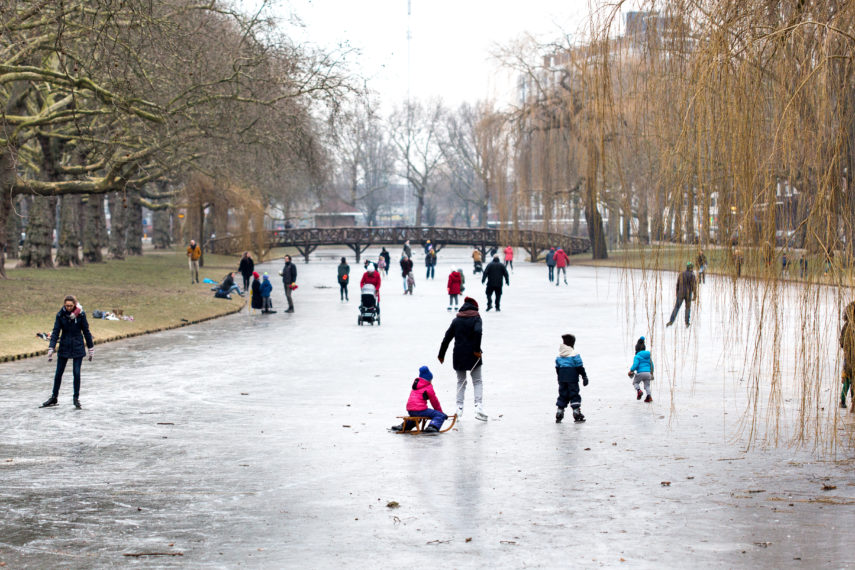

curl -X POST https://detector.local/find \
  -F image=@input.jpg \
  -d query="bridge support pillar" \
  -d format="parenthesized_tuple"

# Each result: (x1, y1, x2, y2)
(296, 245, 318, 263)
(347, 243, 371, 263)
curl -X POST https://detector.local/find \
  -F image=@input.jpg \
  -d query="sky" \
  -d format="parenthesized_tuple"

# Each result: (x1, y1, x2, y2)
(275, 0, 607, 110)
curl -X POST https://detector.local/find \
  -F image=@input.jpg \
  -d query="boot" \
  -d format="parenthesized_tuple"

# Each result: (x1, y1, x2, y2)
(637, 388, 643, 400)
(40, 396, 58, 408)
(555, 407, 564, 423)
(572, 408, 586, 422)
(644, 394, 653, 403)
(423, 425, 439, 433)
(73, 398, 82, 409)
(390, 423, 404, 431)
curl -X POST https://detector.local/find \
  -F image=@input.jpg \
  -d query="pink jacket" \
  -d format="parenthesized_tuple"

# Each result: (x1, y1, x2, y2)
(504, 246, 514, 261)
(406, 378, 443, 413)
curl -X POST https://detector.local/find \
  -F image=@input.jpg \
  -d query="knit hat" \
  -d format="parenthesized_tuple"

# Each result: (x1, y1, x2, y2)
(639, 336, 645, 341)
(252, 271, 259, 279)
(463, 296, 479, 309)
(419, 366, 433, 381)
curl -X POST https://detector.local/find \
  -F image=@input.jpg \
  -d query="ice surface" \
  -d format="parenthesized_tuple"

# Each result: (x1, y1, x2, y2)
(1, 246, 853, 568)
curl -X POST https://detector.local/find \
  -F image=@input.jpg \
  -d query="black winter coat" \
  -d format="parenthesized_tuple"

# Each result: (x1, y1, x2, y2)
(49, 309, 94, 358)
(250, 279, 263, 309)
(400, 258, 413, 277)
(282, 262, 297, 284)
(481, 260, 509, 288)
(220, 273, 235, 291)
(438, 301, 483, 371)
(238, 257, 254, 278)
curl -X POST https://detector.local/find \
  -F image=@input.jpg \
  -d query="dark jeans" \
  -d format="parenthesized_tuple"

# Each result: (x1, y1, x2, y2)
(485, 284, 503, 309)
(53, 356, 83, 398)
(405, 408, 448, 430)
(548, 265, 555, 281)
(448, 294, 459, 307)
(505, 260, 513, 270)
(241, 274, 251, 291)
(668, 296, 692, 325)
(426, 265, 435, 279)
(340, 282, 348, 300)
(555, 267, 567, 284)
(556, 380, 581, 410)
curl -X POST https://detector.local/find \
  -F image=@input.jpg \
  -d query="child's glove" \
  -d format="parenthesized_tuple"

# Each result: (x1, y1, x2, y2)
(47, 348, 54, 362)
(88, 348, 94, 361)
(583, 376, 589, 386)
(628, 371, 635, 378)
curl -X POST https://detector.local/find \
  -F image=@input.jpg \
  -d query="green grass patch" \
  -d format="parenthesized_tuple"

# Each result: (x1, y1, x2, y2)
(0, 250, 246, 360)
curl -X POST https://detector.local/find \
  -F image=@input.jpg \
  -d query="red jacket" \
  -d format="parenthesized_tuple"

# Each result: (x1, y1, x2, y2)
(360, 270, 381, 296)
(504, 246, 514, 261)
(406, 378, 443, 413)
(554, 248, 569, 268)
(447, 271, 462, 295)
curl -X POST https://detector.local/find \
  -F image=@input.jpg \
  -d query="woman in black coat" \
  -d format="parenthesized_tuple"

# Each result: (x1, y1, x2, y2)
(42, 295, 94, 409)
(238, 252, 254, 291)
(250, 272, 263, 310)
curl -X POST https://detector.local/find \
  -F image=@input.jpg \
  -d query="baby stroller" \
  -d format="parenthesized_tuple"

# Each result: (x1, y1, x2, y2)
(358, 283, 380, 326)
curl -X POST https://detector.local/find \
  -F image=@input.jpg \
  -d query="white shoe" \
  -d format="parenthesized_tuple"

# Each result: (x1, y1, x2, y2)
(456, 406, 464, 418)
(474, 406, 488, 421)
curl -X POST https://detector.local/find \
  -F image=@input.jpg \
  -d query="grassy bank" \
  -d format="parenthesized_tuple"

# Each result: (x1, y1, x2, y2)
(0, 250, 247, 361)
(572, 244, 851, 284)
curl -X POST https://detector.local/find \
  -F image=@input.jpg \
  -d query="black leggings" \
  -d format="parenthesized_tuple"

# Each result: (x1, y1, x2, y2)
(53, 356, 83, 398)
(340, 282, 348, 300)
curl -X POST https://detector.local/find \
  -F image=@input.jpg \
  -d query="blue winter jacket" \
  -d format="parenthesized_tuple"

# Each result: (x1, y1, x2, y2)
(555, 348, 588, 384)
(260, 277, 273, 297)
(630, 350, 654, 373)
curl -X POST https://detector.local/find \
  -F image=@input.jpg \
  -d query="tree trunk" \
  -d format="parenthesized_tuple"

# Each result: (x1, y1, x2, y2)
(108, 191, 126, 259)
(571, 195, 581, 236)
(19, 195, 56, 268)
(55, 194, 81, 266)
(0, 188, 10, 278)
(638, 191, 650, 244)
(414, 186, 425, 226)
(153, 208, 171, 249)
(126, 189, 143, 255)
(5, 195, 20, 261)
(82, 194, 105, 263)
(585, 145, 608, 259)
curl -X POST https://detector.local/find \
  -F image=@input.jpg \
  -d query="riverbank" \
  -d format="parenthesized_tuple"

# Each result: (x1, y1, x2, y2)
(0, 251, 247, 362)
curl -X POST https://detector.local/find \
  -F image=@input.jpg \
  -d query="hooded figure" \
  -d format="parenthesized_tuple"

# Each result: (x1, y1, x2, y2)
(390, 365, 448, 433)
(360, 263, 382, 299)
(250, 271, 263, 310)
(438, 297, 487, 420)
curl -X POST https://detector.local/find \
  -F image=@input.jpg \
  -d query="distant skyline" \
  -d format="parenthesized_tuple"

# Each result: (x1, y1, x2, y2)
(277, 0, 607, 109)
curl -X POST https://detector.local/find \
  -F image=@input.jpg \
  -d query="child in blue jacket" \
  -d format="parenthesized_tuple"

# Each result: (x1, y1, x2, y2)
(628, 336, 654, 402)
(260, 273, 275, 313)
(555, 333, 589, 423)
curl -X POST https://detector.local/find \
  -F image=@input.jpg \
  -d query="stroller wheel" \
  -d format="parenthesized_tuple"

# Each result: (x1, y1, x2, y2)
(357, 316, 362, 326)
(377, 316, 381, 326)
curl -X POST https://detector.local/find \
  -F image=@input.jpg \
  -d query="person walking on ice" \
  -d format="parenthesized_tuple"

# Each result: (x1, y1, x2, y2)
(481, 255, 509, 312)
(447, 267, 463, 311)
(438, 296, 487, 420)
(555, 333, 589, 423)
(628, 336, 654, 403)
(666, 262, 697, 327)
(503, 245, 514, 271)
(389, 366, 448, 433)
(553, 247, 569, 286)
(41, 295, 94, 409)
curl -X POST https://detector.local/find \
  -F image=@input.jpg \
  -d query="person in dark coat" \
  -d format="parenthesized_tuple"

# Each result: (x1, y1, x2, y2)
(555, 333, 589, 423)
(380, 248, 391, 275)
(438, 296, 487, 420)
(216, 272, 243, 297)
(281, 255, 297, 312)
(425, 246, 437, 279)
(250, 271, 263, 311)
(337, 257, 351, 301)
(238, 251, 254, 291)
(545, 247, 556, 282)
(666, 262, 697, 327)
(42, 295, 94, 409)
(481, 256, 510, 311)
(400, 254, 414, 294)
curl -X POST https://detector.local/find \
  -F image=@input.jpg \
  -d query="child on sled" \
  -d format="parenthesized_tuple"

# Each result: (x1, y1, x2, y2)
(390, 366, 447, 433)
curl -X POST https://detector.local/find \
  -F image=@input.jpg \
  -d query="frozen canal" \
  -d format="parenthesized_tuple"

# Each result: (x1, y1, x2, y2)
(2, 246, 854, 568)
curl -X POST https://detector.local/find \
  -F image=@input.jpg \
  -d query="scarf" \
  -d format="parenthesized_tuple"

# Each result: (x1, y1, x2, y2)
(558, 343, 577, 358)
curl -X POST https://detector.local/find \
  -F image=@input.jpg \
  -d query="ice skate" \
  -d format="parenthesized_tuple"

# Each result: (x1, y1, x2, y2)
(474, 406, 488, 421)
(555, 407, 564, 423)
(572, 408, 586, 422)
(73, 398, 82, 409)
(456, 406, 464, 418)
(636, 388, 643, 400)
(40, 396, 58, 408)
(644, 394, 653, 403)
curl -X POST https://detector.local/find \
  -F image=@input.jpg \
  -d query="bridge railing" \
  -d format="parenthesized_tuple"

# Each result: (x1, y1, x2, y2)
(207, 226, 590, 262)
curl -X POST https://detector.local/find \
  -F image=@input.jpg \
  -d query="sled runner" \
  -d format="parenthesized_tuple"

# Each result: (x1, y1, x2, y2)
(390, 414, 458, 435)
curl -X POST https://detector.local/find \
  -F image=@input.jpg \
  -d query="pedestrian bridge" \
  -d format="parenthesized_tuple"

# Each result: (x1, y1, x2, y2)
(207, 226, 590, 262)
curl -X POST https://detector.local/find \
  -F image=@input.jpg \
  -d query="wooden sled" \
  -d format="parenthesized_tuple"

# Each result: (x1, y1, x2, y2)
(392, 414, 458, 435)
